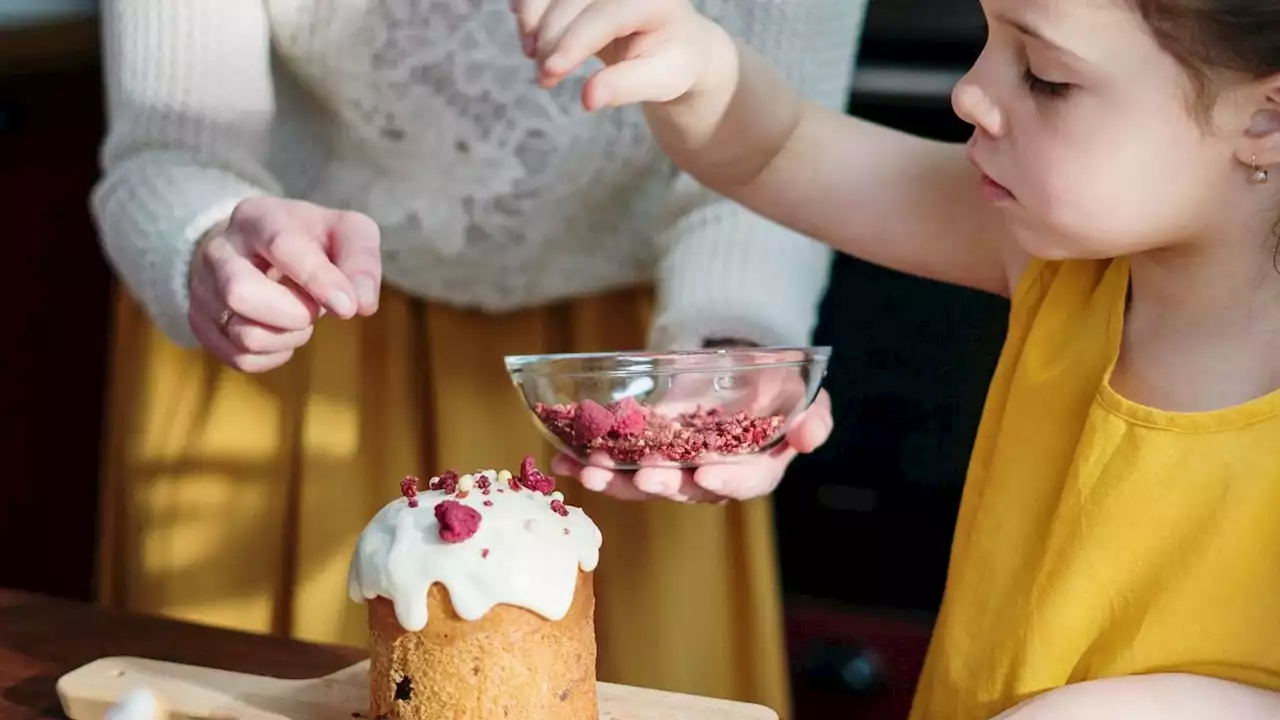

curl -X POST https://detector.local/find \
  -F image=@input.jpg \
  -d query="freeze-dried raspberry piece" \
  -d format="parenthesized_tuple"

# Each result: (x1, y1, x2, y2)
(434, 500, 481, 543)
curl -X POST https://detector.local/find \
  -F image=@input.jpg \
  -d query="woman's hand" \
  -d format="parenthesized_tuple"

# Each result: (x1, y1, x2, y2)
(188, 197, 382, 373)
(552, 387, 833, 504)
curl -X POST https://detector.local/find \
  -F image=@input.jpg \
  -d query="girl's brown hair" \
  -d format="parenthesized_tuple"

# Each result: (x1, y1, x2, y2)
(1133, 0, 1280, 111)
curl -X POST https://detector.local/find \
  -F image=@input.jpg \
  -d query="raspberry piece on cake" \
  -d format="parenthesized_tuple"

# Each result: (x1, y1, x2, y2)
(434, 500, 481, 543)
(518, 455, 556, 495)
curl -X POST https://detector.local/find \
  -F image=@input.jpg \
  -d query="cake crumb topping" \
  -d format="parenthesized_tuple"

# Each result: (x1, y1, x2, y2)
(399, 476, 420, 508)
(434, 500, 481, 543)
(519, 455, 556, 495)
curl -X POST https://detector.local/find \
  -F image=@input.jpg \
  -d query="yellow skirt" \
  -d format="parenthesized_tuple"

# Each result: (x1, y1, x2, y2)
(96, 282, 792, 715)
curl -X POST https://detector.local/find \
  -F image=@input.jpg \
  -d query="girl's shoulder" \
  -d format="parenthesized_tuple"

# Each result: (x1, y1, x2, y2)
(1002, 257, 1129, 355)
(1011, 256, 1126, 315)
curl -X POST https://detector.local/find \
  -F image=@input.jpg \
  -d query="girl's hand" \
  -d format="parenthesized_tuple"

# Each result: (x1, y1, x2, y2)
(552, 388, 834, 504)
(511, 0, 731, 111)
(188, 197, 382, 373)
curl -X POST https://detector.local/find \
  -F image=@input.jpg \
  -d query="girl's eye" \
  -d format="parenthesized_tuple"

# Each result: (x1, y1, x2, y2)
(1022, 67, 1073, 99)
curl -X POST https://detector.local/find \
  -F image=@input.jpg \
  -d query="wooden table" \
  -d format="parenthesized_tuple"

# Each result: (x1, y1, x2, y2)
(0, 589, 366, 719)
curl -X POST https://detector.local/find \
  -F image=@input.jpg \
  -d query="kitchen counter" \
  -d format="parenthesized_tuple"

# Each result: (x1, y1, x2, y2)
(0, 588, 366, 719)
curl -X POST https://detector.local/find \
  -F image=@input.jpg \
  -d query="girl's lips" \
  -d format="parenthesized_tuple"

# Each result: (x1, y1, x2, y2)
(979, 173, 1015, 203)
(966, 147, 1016, 203)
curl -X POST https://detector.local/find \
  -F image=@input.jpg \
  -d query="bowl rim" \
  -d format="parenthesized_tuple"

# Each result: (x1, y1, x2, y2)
(504, 345, 832, 376)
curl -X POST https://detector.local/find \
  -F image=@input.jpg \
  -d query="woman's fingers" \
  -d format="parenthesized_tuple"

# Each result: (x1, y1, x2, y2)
(225, 199, 360, 318)
(199, 233, 319, 331)
(327, 210, 383, 314)
(222, 316, 315, 355)
(245, 229, 358, 318)
(787, 389, 834, 453)
(189, 306, 295, 374)
(556, 453, 726, 503)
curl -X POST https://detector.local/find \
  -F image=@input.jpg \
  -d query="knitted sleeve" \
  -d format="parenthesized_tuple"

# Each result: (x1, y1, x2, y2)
(647, 0, 868, 350)
(91, 0, 281, 348)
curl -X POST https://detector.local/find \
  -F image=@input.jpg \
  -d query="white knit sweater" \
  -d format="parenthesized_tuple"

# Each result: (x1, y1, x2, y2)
(91, 0, 866, 350)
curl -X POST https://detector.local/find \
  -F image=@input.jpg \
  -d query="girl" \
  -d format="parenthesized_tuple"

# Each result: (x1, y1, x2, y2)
(91, 0, 858, 713)
(517, 0, 1280, 717)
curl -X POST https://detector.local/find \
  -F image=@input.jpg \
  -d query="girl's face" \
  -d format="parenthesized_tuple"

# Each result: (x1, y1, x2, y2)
(953, 0, 1260, 261)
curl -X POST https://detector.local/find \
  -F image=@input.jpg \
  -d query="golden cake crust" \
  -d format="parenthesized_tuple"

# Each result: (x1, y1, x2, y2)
(368, 570, 598, 720)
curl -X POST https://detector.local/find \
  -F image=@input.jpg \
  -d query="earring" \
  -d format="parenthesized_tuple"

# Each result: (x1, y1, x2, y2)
(1250, 154, 1269, 184)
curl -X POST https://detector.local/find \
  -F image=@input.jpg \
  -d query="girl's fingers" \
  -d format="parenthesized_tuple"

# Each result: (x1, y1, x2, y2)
(536, 0, 663, 78)
(513, 0, 554, 38)
(532, 0, 594, 66)
(581, 52, 693, 109)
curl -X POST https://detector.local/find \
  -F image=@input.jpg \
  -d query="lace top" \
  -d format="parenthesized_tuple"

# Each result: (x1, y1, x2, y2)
(92, 0, 866, 349)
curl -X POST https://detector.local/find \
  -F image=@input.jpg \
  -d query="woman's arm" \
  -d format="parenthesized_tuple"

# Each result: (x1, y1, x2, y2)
(994, 674, 1280, 720)
(92, 0, 281, 347)
(647, 0, 864, 350)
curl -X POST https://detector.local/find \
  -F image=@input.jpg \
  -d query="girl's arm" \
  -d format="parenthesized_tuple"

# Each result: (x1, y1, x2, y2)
(992, 674, 1280, 719)
(93, 0, 282, 347)
(648, 0, 866, 350)
(646, 34, 1025, 298)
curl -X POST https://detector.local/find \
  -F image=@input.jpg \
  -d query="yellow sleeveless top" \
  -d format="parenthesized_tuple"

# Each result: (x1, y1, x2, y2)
(907, 257, 1280, 720)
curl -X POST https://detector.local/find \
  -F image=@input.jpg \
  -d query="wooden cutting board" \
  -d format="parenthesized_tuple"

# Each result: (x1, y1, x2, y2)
(56, 656, 779, 719)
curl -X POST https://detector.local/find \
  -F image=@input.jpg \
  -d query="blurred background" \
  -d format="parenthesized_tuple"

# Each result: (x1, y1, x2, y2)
(0, 1, 1000, 717)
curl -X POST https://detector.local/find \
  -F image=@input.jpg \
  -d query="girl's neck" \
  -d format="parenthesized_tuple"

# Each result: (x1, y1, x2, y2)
(1128, 209, 1280, 326)
(1114, 209, 1280, 413)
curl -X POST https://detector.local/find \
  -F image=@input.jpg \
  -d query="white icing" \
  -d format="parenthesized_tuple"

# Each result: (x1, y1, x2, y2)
(104, 687, 159, 720)
(347, 470, 603, 632)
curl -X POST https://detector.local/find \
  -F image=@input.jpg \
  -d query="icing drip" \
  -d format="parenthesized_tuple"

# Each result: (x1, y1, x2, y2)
(348, 469, 602, 632)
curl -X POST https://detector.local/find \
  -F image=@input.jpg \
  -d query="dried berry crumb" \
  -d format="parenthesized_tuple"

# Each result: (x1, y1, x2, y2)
(434, 500, 482, 543)
(475, 475, 491, 491)
(550, 499, 569, 517)
(429, 471, 459, 495)
(564, 528, 571, 535)
(534, 400, 785, 465)
(519, 455, 556, 495)
(400, 476, 420, 508)
(481, 548, 490, 559)
(483, 500, 493, 506)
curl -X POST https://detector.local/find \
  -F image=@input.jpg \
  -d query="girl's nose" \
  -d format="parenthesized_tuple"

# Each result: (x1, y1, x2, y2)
(951, 72, 1006, 138)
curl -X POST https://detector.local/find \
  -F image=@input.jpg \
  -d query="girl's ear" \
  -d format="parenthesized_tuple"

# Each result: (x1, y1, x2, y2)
(1240, 74, 1280, 168)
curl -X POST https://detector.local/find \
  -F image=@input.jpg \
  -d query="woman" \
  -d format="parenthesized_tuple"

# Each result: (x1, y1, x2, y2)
(90, 0, 865, 714)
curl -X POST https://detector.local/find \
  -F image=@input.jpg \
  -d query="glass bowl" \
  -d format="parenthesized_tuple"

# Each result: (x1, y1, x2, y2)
(504, 346, 831, 470)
